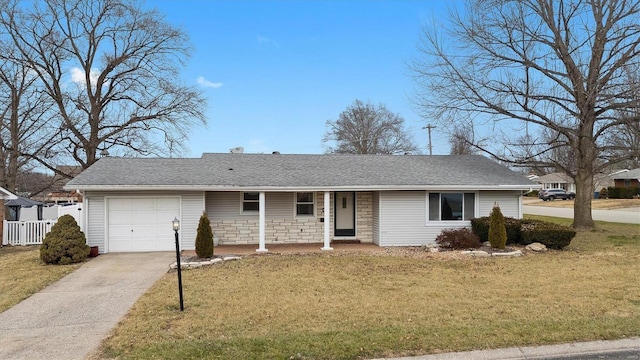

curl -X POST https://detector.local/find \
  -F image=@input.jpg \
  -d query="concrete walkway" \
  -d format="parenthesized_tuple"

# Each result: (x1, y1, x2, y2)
(523, 205, 640, 224)
(0, 252, 174, 360)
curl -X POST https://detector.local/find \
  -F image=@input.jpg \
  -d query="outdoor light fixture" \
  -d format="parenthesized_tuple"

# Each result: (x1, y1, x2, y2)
(172, 217, 184, 311)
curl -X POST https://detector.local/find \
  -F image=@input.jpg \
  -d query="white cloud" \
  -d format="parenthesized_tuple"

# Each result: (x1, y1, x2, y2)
(197, 76, 223, 88)
(70, 67, 100, 86)
(257, 35, 280, 48)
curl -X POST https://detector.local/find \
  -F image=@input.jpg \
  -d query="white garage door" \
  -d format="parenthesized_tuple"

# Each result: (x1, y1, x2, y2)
(107, 197, 180, 252)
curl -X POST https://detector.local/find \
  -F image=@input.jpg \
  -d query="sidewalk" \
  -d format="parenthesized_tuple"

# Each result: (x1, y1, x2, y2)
(378, 337, 640, 360)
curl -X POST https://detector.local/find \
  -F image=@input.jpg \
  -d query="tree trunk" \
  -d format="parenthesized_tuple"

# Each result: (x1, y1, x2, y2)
(573, 168, 595, 230)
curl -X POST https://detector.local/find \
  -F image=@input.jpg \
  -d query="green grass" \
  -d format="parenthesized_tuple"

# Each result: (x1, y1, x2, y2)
(99, 218, 640, 359)
(0, 245, 82, 313)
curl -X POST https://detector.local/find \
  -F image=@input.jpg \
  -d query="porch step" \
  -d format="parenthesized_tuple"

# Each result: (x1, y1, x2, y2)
(331, 239, 361, 244)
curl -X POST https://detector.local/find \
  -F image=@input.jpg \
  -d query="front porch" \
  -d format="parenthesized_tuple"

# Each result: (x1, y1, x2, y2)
(205, 190, 375, 252)
(184, 242, 383, 256)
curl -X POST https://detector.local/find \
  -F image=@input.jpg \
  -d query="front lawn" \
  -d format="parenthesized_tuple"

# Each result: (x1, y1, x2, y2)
(99, 219, 640, 360)
(0, 245, 82, 313)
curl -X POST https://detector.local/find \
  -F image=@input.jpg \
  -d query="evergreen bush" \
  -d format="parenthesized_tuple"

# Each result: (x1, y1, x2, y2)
(607, 186, 640, 199)
(471, 216, 521, 244)
(598, 187, 608, 199)
(195, 212, 214, 258)
(488, 204, 507, 249)
(40, 215, 90, 265)
(519, 219, 576, 249)
(435, 228, 482, 249)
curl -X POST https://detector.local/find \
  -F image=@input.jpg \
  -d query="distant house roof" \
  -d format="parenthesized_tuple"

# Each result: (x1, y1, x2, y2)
(65, 153, 538, 191)
(535, 172, 574, 184)
(0, 186, 17, 200)
(612, 168, 640, 180)
(5, 197, 43, 207)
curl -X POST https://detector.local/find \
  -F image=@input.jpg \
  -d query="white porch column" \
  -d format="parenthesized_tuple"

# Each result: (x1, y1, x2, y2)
(256, 191, 268, 252)
(321, 191, 333, 250)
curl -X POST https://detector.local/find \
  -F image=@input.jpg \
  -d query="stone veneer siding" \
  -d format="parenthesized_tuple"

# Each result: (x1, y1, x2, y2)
(209, 191, 374, 245)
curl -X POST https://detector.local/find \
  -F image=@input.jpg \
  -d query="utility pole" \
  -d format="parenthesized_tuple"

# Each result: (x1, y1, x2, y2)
(423, 124, 436, 155)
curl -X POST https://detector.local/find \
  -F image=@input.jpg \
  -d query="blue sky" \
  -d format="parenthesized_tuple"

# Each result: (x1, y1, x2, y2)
(149, 0, 455, 156)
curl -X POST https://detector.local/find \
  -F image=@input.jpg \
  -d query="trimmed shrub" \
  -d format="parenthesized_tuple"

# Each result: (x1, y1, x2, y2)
(40, 215, 90, 265)
(471, 217, 521, 244)
(519, 219, 576, 249)
(525, 190, 539, 197)
(488, 205, 507, 249)
(607, 186, 640, 199)
(435, 228, 482, 250)
(195, 212, 214, 258)
(598, 187, 608, 199)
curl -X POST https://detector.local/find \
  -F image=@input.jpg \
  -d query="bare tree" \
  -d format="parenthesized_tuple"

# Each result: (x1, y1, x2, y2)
(0, 0, 207, 175)
(448, 123, 478, 155)
(323, 100, 417, 154)
(0, 40, 56, 192)
(411, 0, 640, 230)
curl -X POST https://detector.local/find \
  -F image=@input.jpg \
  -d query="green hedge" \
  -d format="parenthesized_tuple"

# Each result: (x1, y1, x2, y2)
(519, 219, 576, 249)
(470, 217, 576, 249)
(607, 186, 640, 199)
(470, 217, 521, 244)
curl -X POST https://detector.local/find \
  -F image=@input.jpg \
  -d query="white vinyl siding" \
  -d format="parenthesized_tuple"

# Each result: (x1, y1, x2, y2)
(85, 196, 105, 252)
(478, 191, 521, 218)
(378, 191, 469, 246)
(379, 190, 492, 246)
(180, 193, 206, 250)
(207, 192, 295, 220)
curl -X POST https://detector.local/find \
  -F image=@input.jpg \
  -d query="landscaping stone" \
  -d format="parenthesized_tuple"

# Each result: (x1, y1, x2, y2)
(491, 250, 522, 257)
(526, 242, 548, 252)
(462, 250, 490, 257)
(223, 256, 242, 261)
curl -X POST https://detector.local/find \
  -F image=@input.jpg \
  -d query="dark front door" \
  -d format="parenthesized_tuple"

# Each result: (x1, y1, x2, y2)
(334, 192, 355, 236)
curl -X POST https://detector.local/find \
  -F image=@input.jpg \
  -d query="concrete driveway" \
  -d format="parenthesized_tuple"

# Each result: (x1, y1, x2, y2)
(524, 205, 640, 224)
(0, 252, 174, 360)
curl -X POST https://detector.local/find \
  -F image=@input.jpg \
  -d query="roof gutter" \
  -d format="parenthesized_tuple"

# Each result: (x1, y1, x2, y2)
(66, 184, 541, 192)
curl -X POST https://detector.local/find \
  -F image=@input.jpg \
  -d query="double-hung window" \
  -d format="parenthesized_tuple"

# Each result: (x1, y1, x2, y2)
(295, 192, 314, 216)
(242, 192, 259, 212)
(428, 192, 475, 221)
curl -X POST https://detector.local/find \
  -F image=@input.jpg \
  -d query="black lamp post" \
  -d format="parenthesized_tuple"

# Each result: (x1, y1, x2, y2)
(172, 217, 184, 311)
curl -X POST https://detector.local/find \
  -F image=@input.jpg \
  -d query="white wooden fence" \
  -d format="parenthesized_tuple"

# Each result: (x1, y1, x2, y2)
(3, 220, 56, 245)
(2, 203, 83, 246)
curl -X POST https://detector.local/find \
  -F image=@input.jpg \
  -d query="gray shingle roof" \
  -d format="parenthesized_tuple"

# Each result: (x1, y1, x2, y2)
(65, 153, 537, 190)
(612, 168, 640, 180)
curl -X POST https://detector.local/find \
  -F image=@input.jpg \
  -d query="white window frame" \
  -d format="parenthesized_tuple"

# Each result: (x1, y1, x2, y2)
(241, 192, 259, 214)
(426, 191, 478, 225)
(294, 192, 315, 217)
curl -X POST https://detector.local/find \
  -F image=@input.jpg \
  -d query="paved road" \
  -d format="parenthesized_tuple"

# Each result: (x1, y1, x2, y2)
(523, 205, 640, 224)
(383, 337, 640, 360)
(543, 349, 640, 359)
(0, 252, 174, 360)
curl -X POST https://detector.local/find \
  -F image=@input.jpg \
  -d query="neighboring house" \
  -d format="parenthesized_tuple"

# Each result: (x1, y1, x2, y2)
(535, 172, 576, 193)
(0, 187, 18, 242)
(612, 168, 640, 189)
(65, 153, 538, 253)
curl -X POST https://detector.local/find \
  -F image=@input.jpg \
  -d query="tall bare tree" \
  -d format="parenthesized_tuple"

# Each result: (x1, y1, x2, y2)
(411, 0, 640, 230)
(0, 40, 56, 192)
(323, 100, 417, 154)
(0, 0, 207, 175)
(448, 123, 478, 155)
